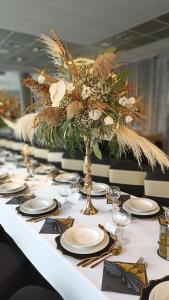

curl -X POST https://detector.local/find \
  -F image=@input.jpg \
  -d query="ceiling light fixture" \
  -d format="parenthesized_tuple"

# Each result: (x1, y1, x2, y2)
(74, 57, 95, 65)
(17, 57, 23, 62)
(33, 47, 39, 52)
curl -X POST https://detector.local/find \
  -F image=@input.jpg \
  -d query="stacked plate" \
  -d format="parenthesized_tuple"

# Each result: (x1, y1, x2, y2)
(0, 172, 8, 180)
(123, 198, 160, 217)
(60, 224, 110, 254)
(0, 181, 26, 194)
(34, 165, 56, 175)
(54, 172, 80, 184)
(149, 281, 169, 300)
(81, 182, 109, 197)
(19, 198, 57, 215)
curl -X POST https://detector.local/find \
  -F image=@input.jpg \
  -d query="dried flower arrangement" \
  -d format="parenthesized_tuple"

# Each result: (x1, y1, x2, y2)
(10, 30, 169, 214)
(0, 91, 20, 123)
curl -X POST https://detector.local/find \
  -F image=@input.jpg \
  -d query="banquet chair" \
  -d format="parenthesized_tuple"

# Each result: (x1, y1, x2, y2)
(144, 168, 169, 206)
(47, 149, 63, 169)
(62, 150, 84, 174)
(109, 159, 146, 197)
(9, 285, 64, 300)
(0, 243, 29, 299)
(83, 155, 110, 184)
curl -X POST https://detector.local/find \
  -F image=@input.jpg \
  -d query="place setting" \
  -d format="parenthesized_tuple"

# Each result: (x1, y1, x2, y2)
(80, 182, 109, 198)
(16, 197, 61, 221)
(55, 223, 119, 262)
(122, 197, 162, 219)
(0, 181, 28, 197)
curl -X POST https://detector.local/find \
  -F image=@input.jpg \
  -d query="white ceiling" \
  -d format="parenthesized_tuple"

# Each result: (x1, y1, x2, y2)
(0, 0, 169, 70)
(0, 0, 169, 45)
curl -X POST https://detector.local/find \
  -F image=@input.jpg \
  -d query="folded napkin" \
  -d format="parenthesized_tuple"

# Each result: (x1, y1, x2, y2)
(101, 260, 148, 296)
(39, 217, 74, 234)
(107, 194, 130, 204)
(6, 194, 35, 205)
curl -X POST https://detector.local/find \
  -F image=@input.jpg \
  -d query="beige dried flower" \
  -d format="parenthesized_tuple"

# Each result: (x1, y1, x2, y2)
(66, 101, 84, 119)
(34, 107, 66, 128)
(93, 52, 116, 79)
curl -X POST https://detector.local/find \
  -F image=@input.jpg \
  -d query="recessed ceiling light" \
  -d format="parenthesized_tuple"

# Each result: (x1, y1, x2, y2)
(100, 42, 110, 47)
(17, 57, 23, 62)
(74, 57, 95, 65)
(0, 48, 10, 54)
(33, 47, 39, 52)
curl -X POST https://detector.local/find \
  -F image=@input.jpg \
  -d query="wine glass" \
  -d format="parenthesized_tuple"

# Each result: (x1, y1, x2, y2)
(57, 184, 72, 208)
(69, 173, 79, 193)
(106, 186, 121, 211)
(112, 207, 131, 247)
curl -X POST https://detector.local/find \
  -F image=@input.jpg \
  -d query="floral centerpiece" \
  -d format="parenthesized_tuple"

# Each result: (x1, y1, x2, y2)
(7, 31, 169, 215)
(0, 91, 20, 128)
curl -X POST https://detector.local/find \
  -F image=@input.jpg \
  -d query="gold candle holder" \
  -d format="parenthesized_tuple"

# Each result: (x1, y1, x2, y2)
(22, 144, 32, 180)
(81, 137, 97, 215)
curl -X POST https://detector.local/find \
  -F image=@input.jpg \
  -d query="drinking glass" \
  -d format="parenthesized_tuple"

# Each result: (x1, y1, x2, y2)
(165, 209, 169, 223)
(112, 207, 131, 246)
(57, 184, 72, 208)
(106, 186, 121, 210)
(69, 174, 79, 193)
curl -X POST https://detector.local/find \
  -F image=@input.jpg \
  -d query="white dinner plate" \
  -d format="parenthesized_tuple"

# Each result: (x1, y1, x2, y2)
(0, 181, 26, 194)
(22, 198, 54, 212)
(123, 203, 160, 216)
(81, 182, 109, 196)
(20, 201, 57, 215)
(63, 225, 105, 248)
(125, 198, 158, 212)
(0, 172, 8, 180)
(54, 172, 79, 183)
(149, 281, 169, 300)
(60, 231, 109, 254)
(35, 165, 55, 175)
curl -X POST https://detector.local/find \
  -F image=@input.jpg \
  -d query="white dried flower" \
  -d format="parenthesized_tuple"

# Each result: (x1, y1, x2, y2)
(38, 74, 45, 84)
(66, 82, 75, 94)
(125, 115, 133, 123)
(89, 110, 102, 121)
(128, 97, 136, 105)
(104, 116, 114, 125)
(119, 96, 128, 107)
(49, 80, 66, 107)
(81, 85, 91, 100)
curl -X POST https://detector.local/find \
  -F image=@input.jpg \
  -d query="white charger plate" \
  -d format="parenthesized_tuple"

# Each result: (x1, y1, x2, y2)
(63, 225, 104, 248)
(149, 281, 169, 300)
(60, 232, 109, 254)
(0, 182, 26, 194)
(0, 172, 8, 179)
(81, 182, 109, 196)
(125, 198, 158, 212)
(123, 203, 160, 216)
(22, 198, 54, 212)
(55, 172, 79, 183)
(20, 201, 57, 215)
(35, 165, 55, 175)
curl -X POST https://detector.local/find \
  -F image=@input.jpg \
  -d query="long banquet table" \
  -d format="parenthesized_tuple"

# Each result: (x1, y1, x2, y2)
(0, 161, 168, 300)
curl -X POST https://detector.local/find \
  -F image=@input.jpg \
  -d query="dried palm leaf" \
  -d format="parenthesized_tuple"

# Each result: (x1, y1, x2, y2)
(93, 52, 117, 79)
(2, 113, 38, 142)
(116, 126, 169, 171)
(22, 78, 51, 104)
(66, 101, 84, 119)
(34, 107, 66, 128)
(88, 98, 110, 111)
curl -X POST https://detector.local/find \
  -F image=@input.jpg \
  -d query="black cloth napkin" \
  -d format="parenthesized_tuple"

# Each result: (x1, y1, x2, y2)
(39, 217, 74, 234)
(107, 194, 130, 204)
(6, 196, 28, 205)
(55, 234, 115, 259)
(101, 260, 147, 296)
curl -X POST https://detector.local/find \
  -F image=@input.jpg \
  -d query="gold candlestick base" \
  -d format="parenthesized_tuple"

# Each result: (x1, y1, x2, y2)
(81, 197, 98, 215)
(81, 137, 98, 215)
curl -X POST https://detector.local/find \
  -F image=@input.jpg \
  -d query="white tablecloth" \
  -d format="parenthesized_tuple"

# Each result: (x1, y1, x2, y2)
(0, 162, 168, 300)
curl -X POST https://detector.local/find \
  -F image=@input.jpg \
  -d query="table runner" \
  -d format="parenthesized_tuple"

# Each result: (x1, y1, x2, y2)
(0, 161, 168, 300)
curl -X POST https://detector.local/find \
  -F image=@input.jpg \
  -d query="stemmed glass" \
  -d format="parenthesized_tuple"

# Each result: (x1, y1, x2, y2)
(57, 184, 72, 208)
(112, 207, 131, 247)
(69, 174, 79, 194)
(106, 186, 121, 211)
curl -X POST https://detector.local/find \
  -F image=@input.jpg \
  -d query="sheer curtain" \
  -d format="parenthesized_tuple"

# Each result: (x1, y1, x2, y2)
(117, 56, 169, 152)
